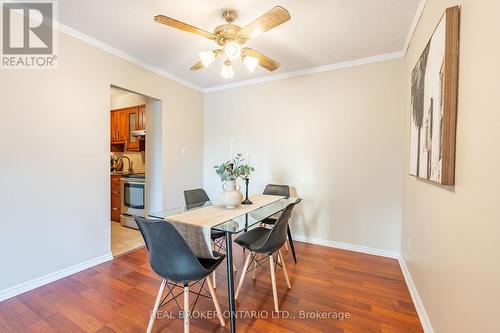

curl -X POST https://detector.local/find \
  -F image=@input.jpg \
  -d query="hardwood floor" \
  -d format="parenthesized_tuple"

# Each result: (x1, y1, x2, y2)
(111, 221, 144, 257)
(0, 242, 423, 333)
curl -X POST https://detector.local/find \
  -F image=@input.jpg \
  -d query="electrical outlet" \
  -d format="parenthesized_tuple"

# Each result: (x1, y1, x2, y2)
(407, 237, 412, 252)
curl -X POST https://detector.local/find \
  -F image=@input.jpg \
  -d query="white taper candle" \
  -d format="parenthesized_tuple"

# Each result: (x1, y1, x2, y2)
(230, 138, 234, 160)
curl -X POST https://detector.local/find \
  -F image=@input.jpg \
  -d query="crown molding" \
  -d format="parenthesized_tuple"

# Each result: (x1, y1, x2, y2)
(5, 1, 201, 91)
(403, 0, 427, 54)
(202, 51, 404, 93)
(56, 19, 404, 94)
(55, 22, 203, 92)
(204, 0, 427, 95)
(47, 1, 425, 94)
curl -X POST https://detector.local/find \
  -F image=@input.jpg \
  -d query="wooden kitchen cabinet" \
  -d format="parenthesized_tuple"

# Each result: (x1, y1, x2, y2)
(110, 109, 127, 144)
(111, 175, 121, 222)
(138, 105, 146, 130)
(110, 104, 145, 152)
(110, 110, 117, 142)
(124, 108, 139, 151)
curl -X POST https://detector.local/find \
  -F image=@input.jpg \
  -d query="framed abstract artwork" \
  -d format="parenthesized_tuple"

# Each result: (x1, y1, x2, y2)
(409, 6, 460, 185)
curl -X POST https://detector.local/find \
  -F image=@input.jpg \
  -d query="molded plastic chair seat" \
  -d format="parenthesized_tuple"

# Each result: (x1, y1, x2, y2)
(233, 200, 299, 312)
(261, 217, 278, 224)
(135, 217, 226, 332)
(262, 184, 298, 263)
(210, 230, 226, 240)
(184, 188, 226, 241)
(234, 227, 271, 253)
(199, 252, 225, 271)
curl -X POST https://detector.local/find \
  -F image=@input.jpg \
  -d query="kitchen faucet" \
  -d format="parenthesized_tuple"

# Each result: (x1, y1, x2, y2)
(119, 155, 133, 173)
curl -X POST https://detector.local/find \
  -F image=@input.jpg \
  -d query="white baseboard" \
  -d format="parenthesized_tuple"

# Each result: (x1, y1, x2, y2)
(398, 256, 434, 333)
(292, 234, 400, 259)
(292, 234, 433, 333)
(0, 252, 113, 302)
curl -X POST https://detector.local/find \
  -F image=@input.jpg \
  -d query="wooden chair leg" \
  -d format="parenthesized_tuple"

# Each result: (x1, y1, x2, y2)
(235, 252, 253, 300)
(269, 254, 279, 312)
(212, 271, 216, 289)
(252, 253, 258, 280)
(284, 242, 289, 252)
(206, 277, 225, 327)
(147, 279, 166, 333)
(233, 261, 237, 273)
(183, 284, 190, 333)
(278, 250, 291, 289)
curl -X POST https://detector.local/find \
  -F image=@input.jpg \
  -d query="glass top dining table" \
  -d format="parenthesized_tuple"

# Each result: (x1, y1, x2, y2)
(148, 195, 301, 333)
(149, 196, 301, 234)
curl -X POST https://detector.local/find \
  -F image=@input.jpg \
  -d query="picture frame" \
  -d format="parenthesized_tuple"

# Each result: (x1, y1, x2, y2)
(409, 6, 460, 185)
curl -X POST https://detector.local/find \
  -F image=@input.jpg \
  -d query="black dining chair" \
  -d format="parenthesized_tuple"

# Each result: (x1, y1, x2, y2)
(234, 199, 301, 312)
(261, 184, 298, 264)
(184, 188, 236, 288)
(135, 217, 225, 333)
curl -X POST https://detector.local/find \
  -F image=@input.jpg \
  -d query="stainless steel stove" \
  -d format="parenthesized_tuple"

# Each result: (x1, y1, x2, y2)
(120, 173, 145, 229)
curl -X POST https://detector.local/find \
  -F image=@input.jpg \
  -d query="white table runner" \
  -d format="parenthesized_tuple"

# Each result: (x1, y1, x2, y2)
(167, 194, 283, 259)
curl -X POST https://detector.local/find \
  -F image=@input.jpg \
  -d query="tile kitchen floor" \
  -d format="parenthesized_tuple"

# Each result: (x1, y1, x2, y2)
(111, 221, 144, 256)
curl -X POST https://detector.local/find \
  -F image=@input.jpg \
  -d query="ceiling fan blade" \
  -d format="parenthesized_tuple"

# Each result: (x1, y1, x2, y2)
(154, 15, 216, 40)
(238, 6, 290, 40)
(241, 48, 280, 71)
(190, 61, 204, 71)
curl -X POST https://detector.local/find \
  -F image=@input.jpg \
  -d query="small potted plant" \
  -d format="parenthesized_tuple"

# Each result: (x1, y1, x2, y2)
(214, 154, 254, 208)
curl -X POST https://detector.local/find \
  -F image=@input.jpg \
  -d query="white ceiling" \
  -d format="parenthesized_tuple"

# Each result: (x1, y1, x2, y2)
(58, 0, 422, 90)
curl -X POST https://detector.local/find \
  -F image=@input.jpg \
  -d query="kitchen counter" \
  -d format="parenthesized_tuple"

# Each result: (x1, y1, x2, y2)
(111, 172, 146, 181)
(111, 171, 143, 176)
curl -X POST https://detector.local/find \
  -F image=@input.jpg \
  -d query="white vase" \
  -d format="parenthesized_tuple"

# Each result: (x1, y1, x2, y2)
(220, 180, 243, 209)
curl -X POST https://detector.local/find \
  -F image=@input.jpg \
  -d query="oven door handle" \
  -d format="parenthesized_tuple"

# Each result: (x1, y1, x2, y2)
(122, 181, 145, 185)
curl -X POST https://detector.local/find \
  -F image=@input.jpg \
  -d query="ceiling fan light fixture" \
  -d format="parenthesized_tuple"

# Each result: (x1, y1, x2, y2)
(221, 59, 234, 78)
(243, 55, 259, 72)
(198, 51, 216, 68)
(224, 41, 241, 60)
(155, 6, 289, 76)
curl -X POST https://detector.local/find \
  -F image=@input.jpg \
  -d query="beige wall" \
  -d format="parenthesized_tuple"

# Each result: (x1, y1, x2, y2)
(0, 31, 204, 294)
(204, 59, 405, 252)
(402, 1, 500, 332)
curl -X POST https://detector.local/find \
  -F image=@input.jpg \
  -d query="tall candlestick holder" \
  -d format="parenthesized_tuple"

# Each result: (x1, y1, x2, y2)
(241, 177, 253, 205)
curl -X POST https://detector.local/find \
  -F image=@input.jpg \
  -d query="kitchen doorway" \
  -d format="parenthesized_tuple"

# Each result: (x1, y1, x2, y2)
(109, 85, 163, 256)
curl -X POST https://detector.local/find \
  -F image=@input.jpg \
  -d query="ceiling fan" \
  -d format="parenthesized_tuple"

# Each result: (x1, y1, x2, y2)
(154, 6, 291, 78)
